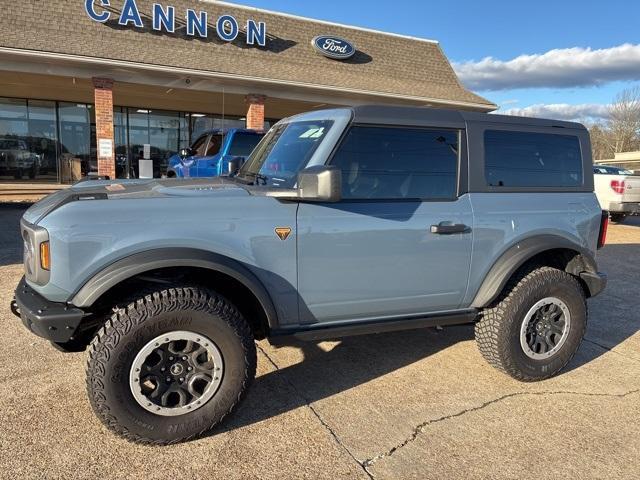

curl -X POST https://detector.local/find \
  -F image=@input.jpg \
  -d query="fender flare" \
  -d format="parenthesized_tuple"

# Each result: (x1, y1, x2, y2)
(70, 248, 279, 329)
(470, 235, 599, 308)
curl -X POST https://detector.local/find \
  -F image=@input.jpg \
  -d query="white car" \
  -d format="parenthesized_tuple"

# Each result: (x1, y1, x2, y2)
(593, 165, 640, 223)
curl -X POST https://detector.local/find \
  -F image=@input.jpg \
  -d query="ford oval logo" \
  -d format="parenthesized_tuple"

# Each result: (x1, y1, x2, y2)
(312, 35, 356, 60)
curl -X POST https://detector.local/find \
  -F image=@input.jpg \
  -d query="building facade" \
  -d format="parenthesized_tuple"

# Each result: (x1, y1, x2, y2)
(0, 0, 494, 184)
(597, 151, 640, 173)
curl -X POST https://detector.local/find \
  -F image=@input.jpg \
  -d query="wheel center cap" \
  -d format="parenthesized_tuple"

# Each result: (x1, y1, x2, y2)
(170, 363, 184, 376)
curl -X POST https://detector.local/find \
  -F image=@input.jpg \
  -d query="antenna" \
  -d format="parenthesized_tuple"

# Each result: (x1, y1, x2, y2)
(221, 87, 225, 134)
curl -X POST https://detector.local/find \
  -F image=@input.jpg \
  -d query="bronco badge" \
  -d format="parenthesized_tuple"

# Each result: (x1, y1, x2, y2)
(275, 227, 292, 241)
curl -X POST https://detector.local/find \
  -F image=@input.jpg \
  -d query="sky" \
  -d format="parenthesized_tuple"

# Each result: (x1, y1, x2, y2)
(236, 0, 640, 122)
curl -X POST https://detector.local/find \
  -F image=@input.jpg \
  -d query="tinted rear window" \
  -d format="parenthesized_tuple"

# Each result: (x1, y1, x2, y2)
(228, 133, 263, 157)
(484, 130, 582, 188)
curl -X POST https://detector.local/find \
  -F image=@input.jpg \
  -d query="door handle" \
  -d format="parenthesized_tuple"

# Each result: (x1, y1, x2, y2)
(430, 222, 470, 234)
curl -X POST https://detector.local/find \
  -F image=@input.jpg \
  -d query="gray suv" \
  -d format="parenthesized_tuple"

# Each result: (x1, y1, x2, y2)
(12, 106, 608, 444)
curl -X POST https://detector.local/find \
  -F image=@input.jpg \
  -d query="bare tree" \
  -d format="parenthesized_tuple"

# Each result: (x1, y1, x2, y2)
(588, 122, 615, 160)
(608, 86, 640, 153)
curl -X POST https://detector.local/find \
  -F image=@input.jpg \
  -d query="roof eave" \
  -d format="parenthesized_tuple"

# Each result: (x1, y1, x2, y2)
(0, 47, 497, 111)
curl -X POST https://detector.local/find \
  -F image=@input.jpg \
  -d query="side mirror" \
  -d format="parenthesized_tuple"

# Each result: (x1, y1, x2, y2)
(179, 148, 194, 160)
(227, 156, 245, 175)
(297, 165, 342, 202)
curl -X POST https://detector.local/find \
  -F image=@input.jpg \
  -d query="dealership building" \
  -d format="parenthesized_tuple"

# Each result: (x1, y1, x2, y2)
(0, 0, 495, 187)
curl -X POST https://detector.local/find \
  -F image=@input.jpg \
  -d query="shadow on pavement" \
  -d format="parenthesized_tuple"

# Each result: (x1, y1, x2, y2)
(615, 215, 640, 228)
(0, 203, 30, 267)
(221, 325, 474, 435)
(219, 240, 640, 436)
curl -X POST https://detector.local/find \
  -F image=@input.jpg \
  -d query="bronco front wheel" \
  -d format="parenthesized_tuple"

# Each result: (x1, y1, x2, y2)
(86, 286, 256, 444)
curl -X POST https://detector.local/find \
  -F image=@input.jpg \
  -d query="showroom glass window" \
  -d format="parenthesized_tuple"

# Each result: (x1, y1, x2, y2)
(58, 102, 96, 182)
(3, 96, 276, 182)
(123, 108, 183, 178)
(330, 126, 459, 199)
(484, 130, 583, 187)
(187, 114, 276, 142)
(0, 97, 58, 182)
(113, 107, 130, 178)
(188, 114, 245, 141)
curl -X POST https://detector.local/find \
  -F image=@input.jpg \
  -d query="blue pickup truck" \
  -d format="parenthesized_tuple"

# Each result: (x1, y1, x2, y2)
(166, 128, 264, 178)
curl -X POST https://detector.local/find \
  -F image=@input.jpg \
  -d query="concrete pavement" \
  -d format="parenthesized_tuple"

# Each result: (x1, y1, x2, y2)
(0, 203, 638, 479)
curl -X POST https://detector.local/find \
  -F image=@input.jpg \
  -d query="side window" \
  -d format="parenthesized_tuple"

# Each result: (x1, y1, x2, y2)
(191, 135, 208, 157)
(330, 126, 459, 200)
(205, 135, 223, 156)
(484, 130, 583, 188)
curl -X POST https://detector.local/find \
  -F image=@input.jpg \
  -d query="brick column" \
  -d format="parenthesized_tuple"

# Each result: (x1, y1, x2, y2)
(245, 94, 266, 131)
(92, 77, 116, 179)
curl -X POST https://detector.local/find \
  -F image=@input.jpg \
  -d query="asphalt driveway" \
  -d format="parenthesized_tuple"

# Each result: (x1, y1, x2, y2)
(0, 203, 638, 479)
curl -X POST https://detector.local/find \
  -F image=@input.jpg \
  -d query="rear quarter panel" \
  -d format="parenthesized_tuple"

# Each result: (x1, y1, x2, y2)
(463, 192, 602, 306)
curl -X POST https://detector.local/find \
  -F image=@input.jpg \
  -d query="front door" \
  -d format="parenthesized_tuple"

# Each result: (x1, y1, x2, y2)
(181, 134, 209, 177)
(197, 134, 223, 177)
(296, 125, 473, 324)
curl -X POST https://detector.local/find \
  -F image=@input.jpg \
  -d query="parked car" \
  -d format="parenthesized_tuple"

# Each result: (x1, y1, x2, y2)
(593, 165, 640, 223)
(12, 106, 607, 444)
(167, 128, 264, 178)
(0, 137, 40, 179)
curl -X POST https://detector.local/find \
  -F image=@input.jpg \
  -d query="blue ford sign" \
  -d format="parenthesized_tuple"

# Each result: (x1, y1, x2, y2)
(312, 35, 356, 60)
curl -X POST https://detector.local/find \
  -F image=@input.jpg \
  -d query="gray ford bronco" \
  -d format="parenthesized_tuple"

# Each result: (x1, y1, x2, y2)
(12, 106, 608, 444)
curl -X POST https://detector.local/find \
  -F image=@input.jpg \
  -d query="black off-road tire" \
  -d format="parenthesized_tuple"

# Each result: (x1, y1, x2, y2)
(475, 266, 587, 382)
(86, 286, 256, 444)
(610, 213, 627, 224)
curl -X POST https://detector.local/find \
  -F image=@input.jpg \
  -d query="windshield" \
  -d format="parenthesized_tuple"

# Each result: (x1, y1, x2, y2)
(236, 120, 334, 187)
(0, 139, 23, 150)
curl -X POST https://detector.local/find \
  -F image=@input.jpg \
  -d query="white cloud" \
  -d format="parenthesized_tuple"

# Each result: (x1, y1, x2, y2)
(454, 43, 640, 91)
(498, 103, 611, 122)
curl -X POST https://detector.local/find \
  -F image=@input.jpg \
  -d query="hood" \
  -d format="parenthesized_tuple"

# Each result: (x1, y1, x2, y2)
(23, 177, 250, 225)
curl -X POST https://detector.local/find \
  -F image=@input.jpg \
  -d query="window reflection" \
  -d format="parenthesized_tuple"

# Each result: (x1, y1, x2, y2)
(0, 98, 58, 182)
(58, 103, 96, 182)
(0, 96, 279, 183)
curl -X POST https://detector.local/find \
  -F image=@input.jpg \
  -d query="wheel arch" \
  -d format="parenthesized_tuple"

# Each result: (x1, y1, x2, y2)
(471, 235, 600, 308)
(70, 248, 279, 337)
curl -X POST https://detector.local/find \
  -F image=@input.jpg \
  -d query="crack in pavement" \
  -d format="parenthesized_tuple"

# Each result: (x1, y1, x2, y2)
(361, 388, 640, 471)
(256, 345, 374, 480)
(258, 340, 640, 479)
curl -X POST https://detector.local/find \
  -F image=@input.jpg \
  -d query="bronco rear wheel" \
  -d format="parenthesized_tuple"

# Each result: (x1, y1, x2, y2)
(86, 286, 256, 444)
(474, 266, 587, 382)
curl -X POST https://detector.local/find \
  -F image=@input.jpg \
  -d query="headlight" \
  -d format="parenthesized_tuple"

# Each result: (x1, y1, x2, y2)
(22, 231, 34, 277)
(21, 220, 50, 285)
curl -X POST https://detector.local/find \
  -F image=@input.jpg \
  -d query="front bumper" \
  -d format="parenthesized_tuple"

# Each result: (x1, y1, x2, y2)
(579, 271, 607, 298)
(608, 201, 640, 214)
(11, 276, 85, 343)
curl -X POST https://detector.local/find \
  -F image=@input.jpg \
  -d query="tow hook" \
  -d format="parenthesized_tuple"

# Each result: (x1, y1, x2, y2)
(10, 299, 21, 318)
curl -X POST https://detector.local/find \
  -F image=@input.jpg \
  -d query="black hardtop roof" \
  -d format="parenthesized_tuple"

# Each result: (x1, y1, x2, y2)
(349, 105, 586, 130)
